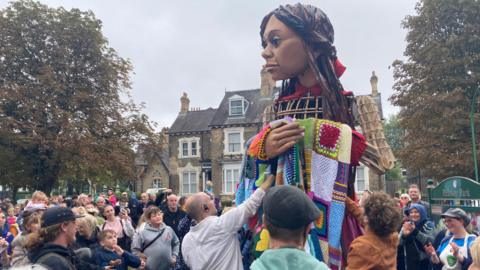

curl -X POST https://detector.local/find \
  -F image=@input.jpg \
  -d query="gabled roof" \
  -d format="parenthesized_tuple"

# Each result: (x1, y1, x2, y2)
(169, 108, 217, 134)
(135, 148, 169, 173)
(209, 89, 275, 127)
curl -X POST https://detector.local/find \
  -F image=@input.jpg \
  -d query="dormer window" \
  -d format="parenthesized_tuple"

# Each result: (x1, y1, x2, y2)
(229, 95, 248, 117)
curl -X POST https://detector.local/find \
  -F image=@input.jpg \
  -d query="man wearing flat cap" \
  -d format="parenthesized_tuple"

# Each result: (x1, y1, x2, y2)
(251, 185, 329, 270)
(26, 207, 100, 270)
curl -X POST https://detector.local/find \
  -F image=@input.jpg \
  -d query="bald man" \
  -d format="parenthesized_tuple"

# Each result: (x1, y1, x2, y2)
(163, 194, 186, 237)
(182, 175, 274, 270)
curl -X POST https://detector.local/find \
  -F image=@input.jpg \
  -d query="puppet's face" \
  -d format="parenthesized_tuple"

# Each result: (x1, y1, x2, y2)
(261, 15, 309, 81)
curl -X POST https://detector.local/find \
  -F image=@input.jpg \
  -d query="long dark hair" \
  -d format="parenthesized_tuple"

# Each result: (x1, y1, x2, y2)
(260, 3, 354, 127)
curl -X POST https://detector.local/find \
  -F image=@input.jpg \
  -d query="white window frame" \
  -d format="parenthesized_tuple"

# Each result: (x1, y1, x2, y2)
(178, 162, 200, 195)
(152, 178, 161, 188)
(178, 137, 201, 158)
(355, 164, 370, 195)
(223, 127, 244, 155)
(228, 95, 248, 117)
(222, 163, 242, 194)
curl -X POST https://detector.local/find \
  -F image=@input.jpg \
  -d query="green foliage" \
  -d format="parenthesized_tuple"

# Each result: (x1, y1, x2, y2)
(385, 161, 405, 181)
(383, 114, 405, 154)
(390, 0, 480, 180)
(0, 0, 158, 193)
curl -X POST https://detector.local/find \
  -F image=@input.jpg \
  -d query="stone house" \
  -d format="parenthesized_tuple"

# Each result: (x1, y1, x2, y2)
(134, 128, 170, 192)
(167, 69, 275, 197)
(168, 96, 217, 195)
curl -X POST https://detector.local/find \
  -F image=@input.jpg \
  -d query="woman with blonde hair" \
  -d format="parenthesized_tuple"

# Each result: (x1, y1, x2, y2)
(469, 237, 480, 270)
(399, 193, 411, 209)
(73, 213, 100, 250)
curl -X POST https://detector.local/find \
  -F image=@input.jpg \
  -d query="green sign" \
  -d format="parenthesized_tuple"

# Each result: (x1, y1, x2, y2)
(431, 176, 480, 199)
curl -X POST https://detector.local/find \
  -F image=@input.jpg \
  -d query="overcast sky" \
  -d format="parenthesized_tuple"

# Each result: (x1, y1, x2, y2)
(1, 0, 418, 129)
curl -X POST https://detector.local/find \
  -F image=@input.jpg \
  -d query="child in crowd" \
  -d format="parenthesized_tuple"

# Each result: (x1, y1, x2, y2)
(132, 206, 180, 270)
(7, 207, 17, 225)
(94, 229, 142, 270)
(347, 192, 402, 270)
(10, 211, 41, 267)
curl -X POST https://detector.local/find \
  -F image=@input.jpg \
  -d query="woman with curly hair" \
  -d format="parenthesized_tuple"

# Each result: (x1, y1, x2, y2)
(347, 192, 402, 269)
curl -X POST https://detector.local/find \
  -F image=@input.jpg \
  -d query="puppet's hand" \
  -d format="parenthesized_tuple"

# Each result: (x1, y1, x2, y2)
(264, 122, 304, 158)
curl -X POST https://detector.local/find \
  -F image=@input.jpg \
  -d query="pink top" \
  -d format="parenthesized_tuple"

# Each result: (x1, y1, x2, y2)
(102, 217, 124, 238)
(7, 216, 16, 225)
(108, 195, 117, 205)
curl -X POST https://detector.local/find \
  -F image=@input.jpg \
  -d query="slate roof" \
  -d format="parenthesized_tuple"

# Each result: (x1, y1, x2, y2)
(134, 147, 169, 173)
(209, 89, 275, 127)
(169, 108, 217, 134)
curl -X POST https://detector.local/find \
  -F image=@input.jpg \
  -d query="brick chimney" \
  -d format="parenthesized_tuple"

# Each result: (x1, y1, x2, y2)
(180, 92, 190, 114)
(260, 67, 275, 97)
(370, 71, 378, 96)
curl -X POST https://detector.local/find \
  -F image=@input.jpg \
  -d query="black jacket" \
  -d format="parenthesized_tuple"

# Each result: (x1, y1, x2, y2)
(162, 208, 186, 237)
(29, 243, 101, 270)
(397, 220, 435, 270)
(29, 243, 77, 270)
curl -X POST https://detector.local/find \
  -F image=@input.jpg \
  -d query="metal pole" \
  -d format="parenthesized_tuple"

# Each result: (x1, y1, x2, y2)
(470, 86, 480, 182)
(426, 179, 434, 218)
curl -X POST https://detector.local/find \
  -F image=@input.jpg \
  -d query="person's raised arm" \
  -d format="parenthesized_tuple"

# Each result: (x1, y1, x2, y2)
(219, 174, 275, 232)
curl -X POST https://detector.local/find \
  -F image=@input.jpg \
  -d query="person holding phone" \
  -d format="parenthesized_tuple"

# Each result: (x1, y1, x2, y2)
(397, 203, 435, 270)
(101, 205, 134, 251)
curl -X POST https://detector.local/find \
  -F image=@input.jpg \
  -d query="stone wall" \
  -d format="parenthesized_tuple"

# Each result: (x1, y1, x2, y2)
(168, 131, 211, 194)
(210, 125, 262, 197)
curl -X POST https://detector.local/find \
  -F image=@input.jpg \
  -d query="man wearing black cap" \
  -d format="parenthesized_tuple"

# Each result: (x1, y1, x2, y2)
(26, 207, 97, 270)
(251, 185, 329, 270)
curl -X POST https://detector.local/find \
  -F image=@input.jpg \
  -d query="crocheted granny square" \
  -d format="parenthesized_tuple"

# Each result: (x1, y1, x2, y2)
(311, 195, 329, 240)
(314, 120, 342, 159)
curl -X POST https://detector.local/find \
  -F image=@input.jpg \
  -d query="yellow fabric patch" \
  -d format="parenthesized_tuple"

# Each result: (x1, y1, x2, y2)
(337, 124, 352, 163)
(255, 228, 270, 252)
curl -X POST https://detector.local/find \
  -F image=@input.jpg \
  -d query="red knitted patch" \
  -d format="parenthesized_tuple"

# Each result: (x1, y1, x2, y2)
(319, 124, 340, 149)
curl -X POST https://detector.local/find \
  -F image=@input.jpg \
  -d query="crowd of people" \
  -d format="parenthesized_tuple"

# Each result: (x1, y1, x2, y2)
(0, 182, 476, 270)
(0, 187, 195, 270)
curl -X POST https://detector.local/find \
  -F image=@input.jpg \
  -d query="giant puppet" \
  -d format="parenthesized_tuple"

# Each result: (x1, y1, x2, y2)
(235, 4, 394, 270)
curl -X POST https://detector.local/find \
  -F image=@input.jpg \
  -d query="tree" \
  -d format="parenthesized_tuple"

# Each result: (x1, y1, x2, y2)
(383, 114, 406, 181)
(0, 0, 158, 194)
(390, 0, 480, 180)
(383, 114, 405, 154)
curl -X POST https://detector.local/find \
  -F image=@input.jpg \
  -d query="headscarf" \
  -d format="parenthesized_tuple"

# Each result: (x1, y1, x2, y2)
(405, 203, 428, 227)
(260, 3, 353, 127)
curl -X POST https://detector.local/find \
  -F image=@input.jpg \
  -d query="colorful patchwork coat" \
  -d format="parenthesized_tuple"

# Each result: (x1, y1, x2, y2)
(236, 117, 366, 270)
